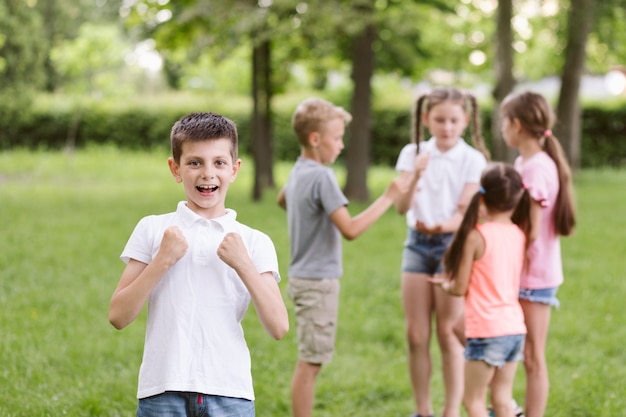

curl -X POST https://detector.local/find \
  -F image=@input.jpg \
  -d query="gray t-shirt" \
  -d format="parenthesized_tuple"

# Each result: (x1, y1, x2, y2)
(284, 157, 349, 279)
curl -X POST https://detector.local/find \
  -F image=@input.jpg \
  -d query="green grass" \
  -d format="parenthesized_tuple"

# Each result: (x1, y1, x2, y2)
(0, 147, 624, 416)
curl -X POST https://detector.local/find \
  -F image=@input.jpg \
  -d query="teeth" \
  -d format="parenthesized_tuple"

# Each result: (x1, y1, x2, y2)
(197, 185, 218, 192)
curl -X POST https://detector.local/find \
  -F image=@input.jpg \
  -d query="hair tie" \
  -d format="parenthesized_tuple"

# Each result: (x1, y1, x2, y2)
(544, 129, 552, 138)
(479, 186, 486, 195)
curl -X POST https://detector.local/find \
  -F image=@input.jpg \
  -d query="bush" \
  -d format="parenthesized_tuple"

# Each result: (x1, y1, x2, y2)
(1, 92, 625, 169)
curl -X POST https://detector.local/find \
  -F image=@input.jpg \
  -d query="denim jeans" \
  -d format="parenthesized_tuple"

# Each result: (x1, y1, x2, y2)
(136, 392, 255, 417)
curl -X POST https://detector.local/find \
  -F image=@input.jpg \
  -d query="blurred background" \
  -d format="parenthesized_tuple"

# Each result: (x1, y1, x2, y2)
(0, 0, 623, 200)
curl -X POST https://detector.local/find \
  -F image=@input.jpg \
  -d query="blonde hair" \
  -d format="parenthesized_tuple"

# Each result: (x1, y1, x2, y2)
(412, 87, 490, 160)
(291, 98, 352, 146)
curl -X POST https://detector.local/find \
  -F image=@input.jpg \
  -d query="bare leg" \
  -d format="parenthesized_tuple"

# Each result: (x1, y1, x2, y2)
(463, 360, 493, 417)
(520, 300, 552, 417)
(291, 360, 322, 417)
(490, 362, 519, 417)
(402, 272, 435, 416)
(434, 286, 465, 417)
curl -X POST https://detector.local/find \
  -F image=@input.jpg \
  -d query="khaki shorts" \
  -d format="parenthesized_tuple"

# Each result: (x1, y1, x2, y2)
(288, 277, 340, 364)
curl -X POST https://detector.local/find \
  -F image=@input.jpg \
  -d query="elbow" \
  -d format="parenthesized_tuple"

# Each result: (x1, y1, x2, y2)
(270, 321, 289, 340)
(108, 310, 129, 330)
(109, 317, 125, 331)
(342, 232, 358, 241)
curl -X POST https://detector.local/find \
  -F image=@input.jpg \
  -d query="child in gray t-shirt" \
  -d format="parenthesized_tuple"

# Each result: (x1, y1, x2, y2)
(277, 97, 407, 417)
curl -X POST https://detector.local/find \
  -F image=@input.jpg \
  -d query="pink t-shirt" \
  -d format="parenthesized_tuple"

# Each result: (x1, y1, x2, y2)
(515, 152, 563, 289)
(465, 222, 527, 338)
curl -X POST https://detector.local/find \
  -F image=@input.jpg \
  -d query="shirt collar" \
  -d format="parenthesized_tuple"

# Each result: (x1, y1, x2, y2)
(423, 137, 468, 160)
(176, 201, 238, 232)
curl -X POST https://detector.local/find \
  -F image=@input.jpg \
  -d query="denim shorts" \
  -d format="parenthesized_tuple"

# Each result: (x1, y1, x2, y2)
(401, 228, 454, 275)
(465, 334, 525, 367)
(519, 286, 560, 308)
(137, 391, 255, 417)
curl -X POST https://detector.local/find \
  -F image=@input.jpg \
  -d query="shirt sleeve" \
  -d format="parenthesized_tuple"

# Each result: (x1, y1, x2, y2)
(249, 230, 281, 282)
(120, 216, 155, 265)
(464, 149, 488, 184)
(316, 168, 349, 216)
(395, 143, 418, 173)
(520, 160, 551, 208)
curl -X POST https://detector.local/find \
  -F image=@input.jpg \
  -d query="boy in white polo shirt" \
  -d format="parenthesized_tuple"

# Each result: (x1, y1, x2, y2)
(109, 112, 289, 417)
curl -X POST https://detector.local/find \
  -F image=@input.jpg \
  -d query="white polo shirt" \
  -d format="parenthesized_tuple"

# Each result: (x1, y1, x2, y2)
(395, 138, 487, 229)
(121, 201, 280, 401)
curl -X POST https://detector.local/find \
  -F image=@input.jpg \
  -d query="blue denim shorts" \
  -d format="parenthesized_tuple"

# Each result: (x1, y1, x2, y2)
(401, 229, 454, 275)
(519, 286, 560, 308)
(137, 391, 255, 417)
(465, 334, 525, 367)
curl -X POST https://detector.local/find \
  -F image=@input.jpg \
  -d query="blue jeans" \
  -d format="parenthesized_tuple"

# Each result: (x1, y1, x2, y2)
(136, 392, 255, 417)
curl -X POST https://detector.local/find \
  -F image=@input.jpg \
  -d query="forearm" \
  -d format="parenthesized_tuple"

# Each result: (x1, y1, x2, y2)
(235, 264, 289, 340)
(396, 173, 420, 214)
(441, 279, 465, 297)
(439, 210, 464, 234)
(344, 193, 394, 240)
(108, 259, 171, 329)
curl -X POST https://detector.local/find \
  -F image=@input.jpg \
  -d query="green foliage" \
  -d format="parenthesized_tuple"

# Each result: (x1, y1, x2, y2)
(3, 92, 626, 169)
(0, 0, 46, 88)
(50, 23, 130, 95)
(580, 104, 626, 167)
(0, 148, 624, 416)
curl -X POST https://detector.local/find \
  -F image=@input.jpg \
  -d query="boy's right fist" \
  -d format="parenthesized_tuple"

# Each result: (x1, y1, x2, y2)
(159, 225, 188, 265)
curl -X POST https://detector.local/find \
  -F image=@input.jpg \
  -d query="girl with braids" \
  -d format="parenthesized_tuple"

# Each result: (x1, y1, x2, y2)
(499, 91, 576, 417)
(431, 163, 531, 417)
(395, 87, 490, 417)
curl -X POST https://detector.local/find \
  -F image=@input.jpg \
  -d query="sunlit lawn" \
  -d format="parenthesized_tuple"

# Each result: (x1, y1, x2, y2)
(0, 147, 624, 416)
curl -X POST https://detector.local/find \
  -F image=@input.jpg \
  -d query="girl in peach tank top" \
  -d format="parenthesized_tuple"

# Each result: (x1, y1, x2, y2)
(432, 163, 532, 417)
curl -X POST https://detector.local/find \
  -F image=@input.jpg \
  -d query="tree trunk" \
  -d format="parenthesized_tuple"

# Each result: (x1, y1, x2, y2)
(251, 39, 274, 201)
(556, 0, 597, 170)
(491, 0, 516, 163)
(344, 22, 376, 202)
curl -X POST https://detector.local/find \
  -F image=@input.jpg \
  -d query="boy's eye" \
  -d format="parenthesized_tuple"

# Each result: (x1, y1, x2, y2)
(189, 160, 201, 166)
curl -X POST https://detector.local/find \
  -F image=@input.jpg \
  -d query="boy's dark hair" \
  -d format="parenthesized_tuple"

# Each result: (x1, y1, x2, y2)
(170, 112, 239, 163)
(444, 163, 531, 279)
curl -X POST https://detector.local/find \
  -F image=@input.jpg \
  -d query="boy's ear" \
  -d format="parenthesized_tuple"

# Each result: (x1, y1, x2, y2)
(168, 157, 183, 183)
(229, 158, 242, 183)
(307, 131, 320, 147)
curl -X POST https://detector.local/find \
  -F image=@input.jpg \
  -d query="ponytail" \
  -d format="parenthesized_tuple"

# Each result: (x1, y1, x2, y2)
(466, 93, 491, 161)
(542, 133, 576, 236)
(444, 191, 481, 279)
(412, 95, 427, 154)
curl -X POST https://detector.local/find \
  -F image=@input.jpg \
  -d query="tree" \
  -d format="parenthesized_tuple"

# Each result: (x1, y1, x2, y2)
(123, 0, 302, 200)
(555, 0, 599, 169)
(490, 0, 515, 163)
(343, 5, 376, 201)
(0, 0, 46, 144)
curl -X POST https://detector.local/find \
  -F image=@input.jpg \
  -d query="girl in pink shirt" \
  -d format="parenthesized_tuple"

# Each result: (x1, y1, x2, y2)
(500, 92, 576, 417)
(432, 163, 531, 417)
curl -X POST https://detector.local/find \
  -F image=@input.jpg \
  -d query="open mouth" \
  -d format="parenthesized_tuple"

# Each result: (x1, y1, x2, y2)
(196, 185, 218, 193)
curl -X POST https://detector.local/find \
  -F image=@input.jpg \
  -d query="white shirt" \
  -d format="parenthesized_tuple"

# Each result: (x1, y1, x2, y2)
(121, 201, 280, 400)
(395, 138, 487, 228)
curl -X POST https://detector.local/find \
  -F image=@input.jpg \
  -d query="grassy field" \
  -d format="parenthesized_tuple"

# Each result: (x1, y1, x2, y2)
(0, 147, 624, 416)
